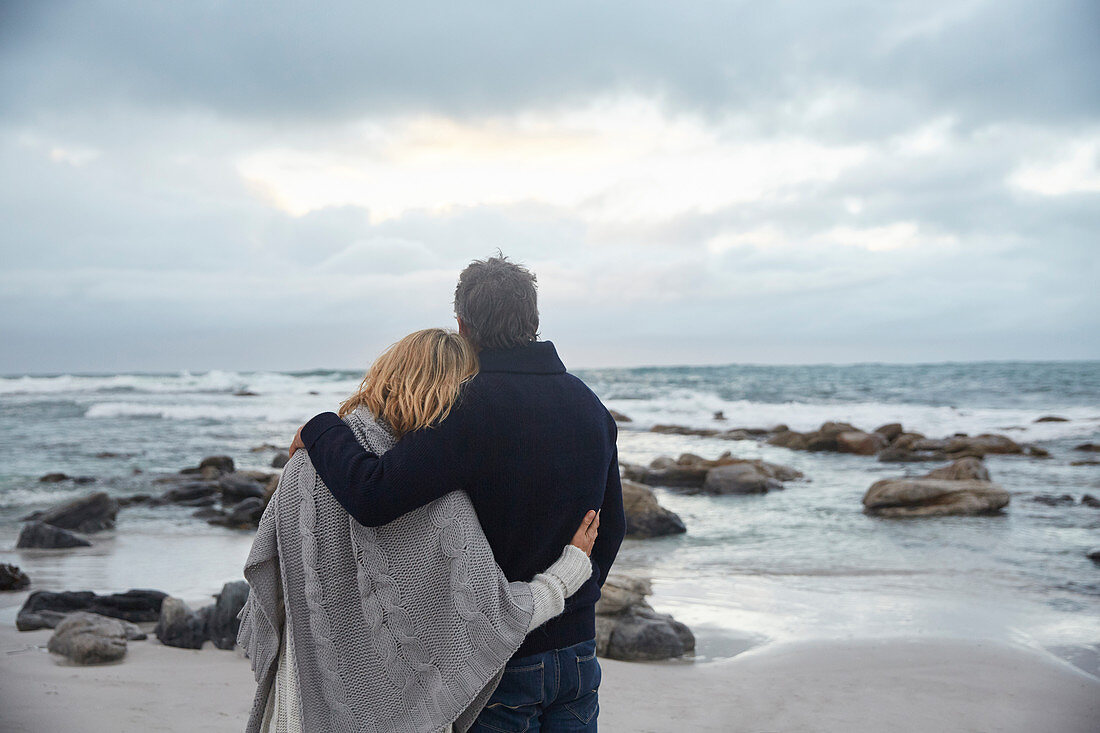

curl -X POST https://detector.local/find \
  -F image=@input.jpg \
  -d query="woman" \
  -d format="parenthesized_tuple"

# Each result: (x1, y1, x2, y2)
(238, 329, 598, 733)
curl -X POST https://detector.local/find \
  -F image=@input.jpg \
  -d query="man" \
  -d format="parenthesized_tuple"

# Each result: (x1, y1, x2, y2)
(290, 255, 625, 732)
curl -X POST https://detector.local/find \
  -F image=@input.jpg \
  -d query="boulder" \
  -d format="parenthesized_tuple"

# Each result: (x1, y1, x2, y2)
(627, 452, 801, 492)
(16, 589, 167, 630)
(30, 491, 119, 533)
(0, 563, 30, 591)
(199, 455, 235, 474)
(1082, 495, 1100, 509)
(943, 434, 1023, 457)
(1026, 446, 1051, 458)
(208, 497, 265, 528)
(1088, 549, 1100, 564)
(836, 431, 889, 455)
(39, 472, 70, 483)
(873, 423, 905, 442)
(271, 453, 289, 469)
(621, 480, 686, 539)
(1074, 443, 1100, 453)
(155, 597, 208, 649)
(608, 410, 632, 423)
(207, 581, 249, 650)
(595, 575, 694, 661)
(924, 457, 991, 482)
(117, 493, 153, 507)
(702, 463, 781, 495)
(16, 521, 91, 549)
(767, 421, 863, 452)
(161, 482, 220, 504)
(48, 612, 129, 664)
(219, 472, 267, 503)
(863, 479, 1010, 517)
(1034, 416, 1069, 422)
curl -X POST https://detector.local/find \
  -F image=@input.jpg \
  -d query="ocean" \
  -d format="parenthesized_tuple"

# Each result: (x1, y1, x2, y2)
(2, 361, 1098, 667)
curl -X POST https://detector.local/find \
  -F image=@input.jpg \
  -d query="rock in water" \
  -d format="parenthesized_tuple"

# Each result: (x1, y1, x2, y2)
(863, 478, 1010, 517)
(608, 410, 632, 423)
(621, 480, 686, 538)
(17, 589, 167, 630)
(595, 575, 694, 661)
(702, 463, 781, 494)
(208, 497, 265, 528)
(873, 423, 905, 441)
(32, 491, 119, 533)
(48, 612, 128, 664)
(1074, 443, 1100, 452)
(0, 563, 31, 591)
(155, 597, 208, 649)
(271, 453, 289, 469)
(16, 521, 92, 549)
(207, 581, 249, 650)
(836, 431, 889, 455)
(924, 456, 992, 482)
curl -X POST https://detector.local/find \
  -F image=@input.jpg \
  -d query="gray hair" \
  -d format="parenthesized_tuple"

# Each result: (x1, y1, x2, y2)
(453, 255, 539, 350)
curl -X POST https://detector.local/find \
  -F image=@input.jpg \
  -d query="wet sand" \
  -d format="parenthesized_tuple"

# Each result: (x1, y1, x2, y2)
(1, 622, 1097, 733)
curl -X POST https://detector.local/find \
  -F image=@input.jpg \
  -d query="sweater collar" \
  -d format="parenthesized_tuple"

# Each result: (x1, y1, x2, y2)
(477, 340, 566, 375)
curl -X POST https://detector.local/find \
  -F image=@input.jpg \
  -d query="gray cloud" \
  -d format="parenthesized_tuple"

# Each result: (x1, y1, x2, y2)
(0, 0, 1097, 372)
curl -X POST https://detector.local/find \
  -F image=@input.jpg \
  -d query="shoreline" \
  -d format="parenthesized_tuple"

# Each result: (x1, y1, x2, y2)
(2, 623, 1097, 733)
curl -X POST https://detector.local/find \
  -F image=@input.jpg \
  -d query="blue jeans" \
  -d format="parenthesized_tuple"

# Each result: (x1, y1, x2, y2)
(470, 638, 601, 733)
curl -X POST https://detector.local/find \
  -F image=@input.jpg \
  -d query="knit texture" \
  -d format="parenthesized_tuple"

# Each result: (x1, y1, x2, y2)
(239, 407, 536, 733)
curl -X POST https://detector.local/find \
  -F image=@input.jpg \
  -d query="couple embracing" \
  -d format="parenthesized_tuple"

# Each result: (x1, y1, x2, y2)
(238, 255, 626, 732)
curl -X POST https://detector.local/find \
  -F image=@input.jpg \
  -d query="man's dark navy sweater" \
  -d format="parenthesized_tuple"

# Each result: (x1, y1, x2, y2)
(300, 340, 626, 658)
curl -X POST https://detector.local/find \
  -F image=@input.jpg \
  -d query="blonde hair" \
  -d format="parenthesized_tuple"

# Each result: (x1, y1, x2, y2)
(338, 329, 478, 438)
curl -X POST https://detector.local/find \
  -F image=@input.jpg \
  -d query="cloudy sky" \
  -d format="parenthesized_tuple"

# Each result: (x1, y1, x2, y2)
(2, 0, 1098, 373)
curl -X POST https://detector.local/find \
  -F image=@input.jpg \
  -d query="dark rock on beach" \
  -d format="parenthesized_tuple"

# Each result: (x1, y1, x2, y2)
(26, 491, 119, 533)
(0, 563, 31, 591)
(873, 423, 905, 442)
(595, 575, 694, 661)
(621, 480, 686, 538)
(1034, 416, 1069, 422)
(161, 482, 220, 505)
(39, 472, 70, 483)
(117, 493, 153, 507)
(271, 453, 289, 469)
(48, 612, 130, 665)
(199, 455, 235, 473)
(17, 589, 167, 630)
(1088, 549, 1100, 564)
(1074, 443, 1100, 452)
(218, 472, 267, 503)
(835, 430, 888, 455)
(1082, 494, 1100, 509)
(17, 521, 92, 549)
(207, 581, 249, 650)
(608, 410, 632, 423)
(207, 497, 265, 528)
(155, 597, 209, 649)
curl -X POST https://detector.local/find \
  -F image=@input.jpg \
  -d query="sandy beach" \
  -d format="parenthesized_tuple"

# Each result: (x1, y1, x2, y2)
(2, 616, 1098, 733)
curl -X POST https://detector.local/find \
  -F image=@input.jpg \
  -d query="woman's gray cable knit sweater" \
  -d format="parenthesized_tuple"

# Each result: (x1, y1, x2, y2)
(237, 408, 592, 733)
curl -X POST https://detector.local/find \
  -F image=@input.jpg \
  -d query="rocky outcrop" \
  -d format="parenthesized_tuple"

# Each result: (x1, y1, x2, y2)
(48, 612, 130, 664)
(16, 521, 91, 549)
(1088, 549, 1100, 564)
(609, 410, 632, 423)
(1082, 495, 1100, 509)
(863, 479, 1009, 517)
(1034, 416, 1068, 422)
(649, 424, 782, 441)
(23, 492, 119, 533)
(836, 431, 889, 455)
(218, 472, 267, 503)
(155, 597, 209, 649)
(1075, 443, 1100, 453)
(207, 581, 249, 650)
(595, 575, 694, 661)
(17, 589, 167, 630)
(271, 453, 289, 469)
(873, 423, 905, 442)
(940, 434, 1023, 457)
(624, 452, 802, 495)
(621, 480, 686, 538)
(0, 563, 30, 591)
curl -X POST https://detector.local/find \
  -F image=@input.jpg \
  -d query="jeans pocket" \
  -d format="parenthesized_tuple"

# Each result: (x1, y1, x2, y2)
(562, 648, 601, 724)
(478, 661, 544, 733)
